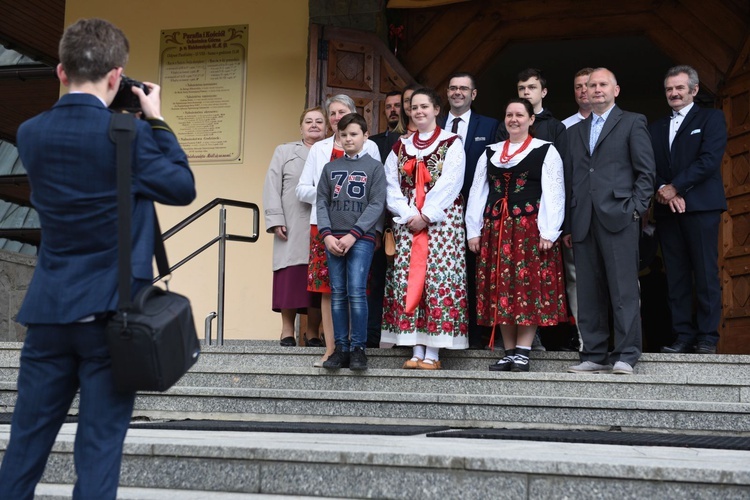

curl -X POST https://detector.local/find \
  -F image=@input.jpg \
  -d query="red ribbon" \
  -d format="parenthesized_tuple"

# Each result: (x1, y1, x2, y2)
(402, 157, 432, 314)
(488, 172, 512, 350)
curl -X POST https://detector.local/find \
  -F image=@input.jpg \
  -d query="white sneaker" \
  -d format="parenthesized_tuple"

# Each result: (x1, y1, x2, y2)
(612, 361, 634, 375)
(567, 361, 612, 373)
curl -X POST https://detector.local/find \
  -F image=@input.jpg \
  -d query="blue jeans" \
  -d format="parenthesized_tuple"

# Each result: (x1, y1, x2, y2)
(0, 320, 136, 500)
(326, 238, 375, 351)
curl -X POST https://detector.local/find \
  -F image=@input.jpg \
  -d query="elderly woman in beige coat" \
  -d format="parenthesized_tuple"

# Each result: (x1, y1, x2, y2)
(263, 107, 327, 346)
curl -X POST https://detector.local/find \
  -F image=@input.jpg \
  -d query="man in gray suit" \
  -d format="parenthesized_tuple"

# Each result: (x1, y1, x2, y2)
(563, 68, 655, 375)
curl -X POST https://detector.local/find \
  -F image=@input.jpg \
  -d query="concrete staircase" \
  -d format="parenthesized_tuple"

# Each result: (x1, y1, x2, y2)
(1, 341, 749, 498)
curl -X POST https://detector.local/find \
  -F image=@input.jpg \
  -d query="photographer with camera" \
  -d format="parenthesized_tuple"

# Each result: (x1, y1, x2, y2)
(0, 18, 196, 499)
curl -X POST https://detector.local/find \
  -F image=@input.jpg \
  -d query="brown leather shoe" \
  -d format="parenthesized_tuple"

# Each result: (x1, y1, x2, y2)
(416, 359, 442, 370)
(402, 357, 422, 369)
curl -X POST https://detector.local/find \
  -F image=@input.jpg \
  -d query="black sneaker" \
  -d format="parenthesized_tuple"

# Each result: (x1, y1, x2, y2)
(349, 347, 368, 371)
(489, 349, 515, 372)
(511, 347, 530, 372)
(693, 341, 717, 354)
(511, 356, 530, 372)
(322, 346, 350, 369)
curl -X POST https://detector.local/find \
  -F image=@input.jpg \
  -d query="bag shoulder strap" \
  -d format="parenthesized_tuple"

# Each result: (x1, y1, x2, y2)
(110, 113, 137, 311)
(110, 113, 172, 311)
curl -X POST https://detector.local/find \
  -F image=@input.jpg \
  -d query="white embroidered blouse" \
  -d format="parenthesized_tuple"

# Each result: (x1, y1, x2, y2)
(465, 138, 565, 242)
(384, 129, 465, 225)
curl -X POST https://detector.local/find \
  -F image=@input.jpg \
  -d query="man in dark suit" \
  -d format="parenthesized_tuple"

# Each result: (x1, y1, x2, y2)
(564, 68, 655, 375)
(367, 90, 401, 346)
(649, 65, 727, 354)
(439, 72, 499, 349)
(370, 90, 402, 161)
(0, 19, 196, 499)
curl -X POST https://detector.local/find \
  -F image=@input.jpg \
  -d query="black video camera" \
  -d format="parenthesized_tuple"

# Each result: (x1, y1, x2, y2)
(110, 76, 149, 113)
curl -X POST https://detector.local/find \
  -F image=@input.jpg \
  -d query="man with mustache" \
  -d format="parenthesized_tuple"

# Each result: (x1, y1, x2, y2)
(649, 65, 727, 355)
(371, 90, 402, 161)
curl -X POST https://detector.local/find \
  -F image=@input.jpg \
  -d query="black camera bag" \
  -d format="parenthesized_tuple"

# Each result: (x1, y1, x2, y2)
(105, 112, 200, 393)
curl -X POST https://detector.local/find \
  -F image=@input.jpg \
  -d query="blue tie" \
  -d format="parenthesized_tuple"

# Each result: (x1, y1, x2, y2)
(589, 115, 604, 153)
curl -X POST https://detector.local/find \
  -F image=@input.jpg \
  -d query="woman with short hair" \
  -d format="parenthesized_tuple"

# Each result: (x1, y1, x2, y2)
(263, 107, 327, 346)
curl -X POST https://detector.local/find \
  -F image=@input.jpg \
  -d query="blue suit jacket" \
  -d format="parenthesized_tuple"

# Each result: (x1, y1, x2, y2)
(439, 112, 499, 199)
(16, 93, 196, 325)
(648, 104, 727, 215)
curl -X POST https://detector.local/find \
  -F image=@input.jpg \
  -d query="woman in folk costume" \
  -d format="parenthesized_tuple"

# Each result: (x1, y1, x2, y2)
(466, 98, 567, 372)
(296, 94, 381, 366)
(381, 87, 469, 369)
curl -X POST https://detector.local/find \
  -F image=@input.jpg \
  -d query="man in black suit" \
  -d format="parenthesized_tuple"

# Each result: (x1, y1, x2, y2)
(564, 68, 655, 375)
(367, 90, 401, 346)
(439, 72, 499, 349)
(649, 65, 727, 354)
(370, 90, 402, 161)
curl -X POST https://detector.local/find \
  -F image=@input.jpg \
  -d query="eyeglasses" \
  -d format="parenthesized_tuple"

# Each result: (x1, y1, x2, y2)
(448, 86, 473, 93)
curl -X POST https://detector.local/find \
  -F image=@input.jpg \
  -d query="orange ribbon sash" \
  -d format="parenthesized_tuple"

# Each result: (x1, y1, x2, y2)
(402, 157, 432, 314)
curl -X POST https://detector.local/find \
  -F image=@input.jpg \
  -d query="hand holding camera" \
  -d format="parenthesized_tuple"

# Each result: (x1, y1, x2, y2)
(110, 76, 163, 120)
(131, 81, 162, 120)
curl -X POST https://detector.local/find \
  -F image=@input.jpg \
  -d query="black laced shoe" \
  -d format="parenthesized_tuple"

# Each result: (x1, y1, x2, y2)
(489, 349, 515, 372)
(349, 347, 368, 371)
(322, 346, 350, 369)
(511, 347, 531, 372)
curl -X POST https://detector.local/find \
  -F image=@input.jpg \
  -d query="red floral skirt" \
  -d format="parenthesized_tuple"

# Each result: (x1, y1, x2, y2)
(475, 212, 567, 326)
(307, 225, 331, 293)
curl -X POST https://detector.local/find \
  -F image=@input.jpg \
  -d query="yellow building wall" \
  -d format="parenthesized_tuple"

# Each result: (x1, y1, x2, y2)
(65, 0, 310, 339)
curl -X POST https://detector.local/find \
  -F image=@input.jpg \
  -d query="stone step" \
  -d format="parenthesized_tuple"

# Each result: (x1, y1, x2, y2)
(35, 483, 312, 499)
(1, 341, 749, 434)
(175, 365, 747, 400)
(3, 375, 747, 434)
(4, 341, 749, 378)
(5, 425, 749, 498)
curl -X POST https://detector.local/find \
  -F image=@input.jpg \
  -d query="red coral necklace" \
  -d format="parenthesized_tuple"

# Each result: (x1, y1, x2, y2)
(499, 135, 533, 163)
(412, 127, 441, 150)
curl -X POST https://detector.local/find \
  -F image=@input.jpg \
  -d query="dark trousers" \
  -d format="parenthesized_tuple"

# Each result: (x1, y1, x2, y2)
(574, 215, 643, 366)
(657, 210, 722, 346)
(367, 244, 387, 347)
(466, 247, 487, 347)
(0, 320, 135, 500)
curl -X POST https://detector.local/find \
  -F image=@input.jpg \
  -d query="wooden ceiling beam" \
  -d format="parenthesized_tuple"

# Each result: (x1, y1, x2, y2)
(679, 0, 747, 50)
(653, 4, 735, 74)
(478, 0, 656, 21)
(433, 35, 512, 94)
(401, 2, 485, 77)
(726, 33, 750, 81)
(645, 25, 721, 94)
(0, 0, 64, 65)
(0, 77, 59, 144)
(417, 12, 654, 89)
(415, 11, 504, 87)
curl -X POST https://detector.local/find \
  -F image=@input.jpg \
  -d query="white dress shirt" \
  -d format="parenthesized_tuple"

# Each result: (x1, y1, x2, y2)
(446, 109, 471, 142)
(670, 102, 694, 148)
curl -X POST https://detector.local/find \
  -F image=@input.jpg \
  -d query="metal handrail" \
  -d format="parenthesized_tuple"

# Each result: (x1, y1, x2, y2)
(155, 198, 260, 345)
